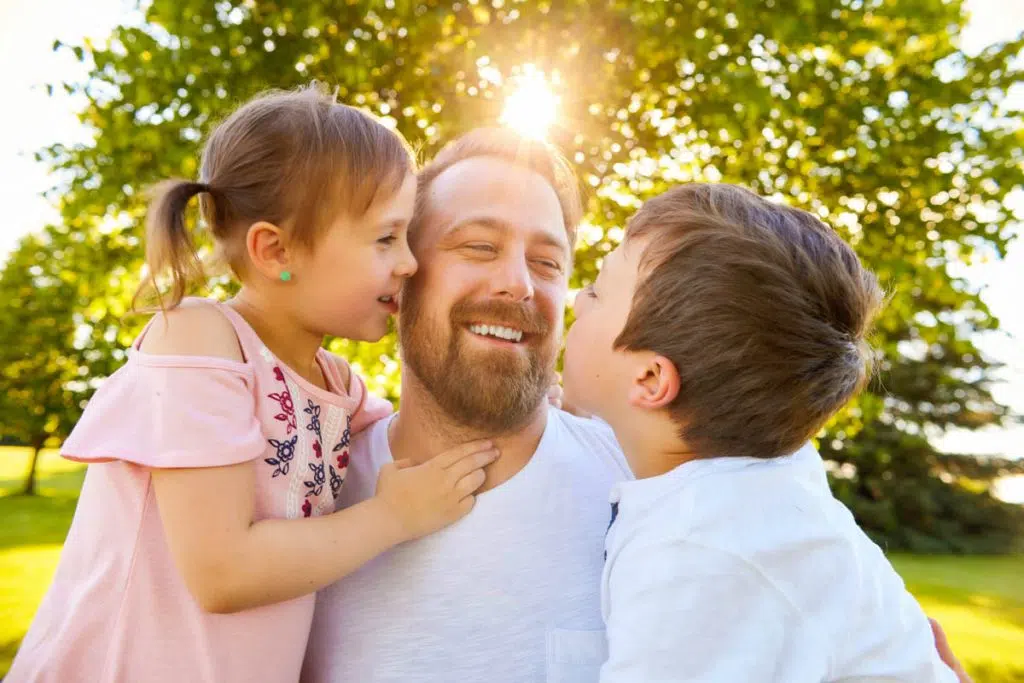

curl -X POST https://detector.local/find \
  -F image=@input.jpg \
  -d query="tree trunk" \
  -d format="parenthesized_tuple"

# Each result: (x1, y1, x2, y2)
(21, 440, 43, 496)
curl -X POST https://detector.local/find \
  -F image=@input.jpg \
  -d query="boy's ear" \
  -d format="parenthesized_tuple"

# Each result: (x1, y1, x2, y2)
(246, 221, 292, 281)
(627, 353, 681, 410)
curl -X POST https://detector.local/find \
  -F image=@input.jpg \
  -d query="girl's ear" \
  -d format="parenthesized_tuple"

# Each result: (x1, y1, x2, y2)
(245, 221, 292, 282)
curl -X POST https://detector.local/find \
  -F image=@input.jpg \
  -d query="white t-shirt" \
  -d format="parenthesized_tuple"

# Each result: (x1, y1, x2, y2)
(303, 407, 631, 683)
(600, 443, 958, 683)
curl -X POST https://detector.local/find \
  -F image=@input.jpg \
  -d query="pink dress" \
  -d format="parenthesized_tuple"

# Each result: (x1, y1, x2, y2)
(7, 299, 392, 683)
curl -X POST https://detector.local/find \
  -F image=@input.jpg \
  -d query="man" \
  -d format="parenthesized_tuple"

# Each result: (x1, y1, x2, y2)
(303, 128, 971, 683)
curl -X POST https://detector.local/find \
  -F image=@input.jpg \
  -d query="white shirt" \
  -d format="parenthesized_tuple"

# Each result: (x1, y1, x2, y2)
(303, 407, 631, 683)
(600, 443, 958, 683)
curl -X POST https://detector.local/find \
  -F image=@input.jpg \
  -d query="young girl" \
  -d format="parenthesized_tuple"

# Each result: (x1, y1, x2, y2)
(7, 85, 498, 682)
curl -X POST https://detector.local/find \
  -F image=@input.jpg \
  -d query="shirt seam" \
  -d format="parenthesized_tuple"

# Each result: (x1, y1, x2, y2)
(131, 352, 254, 374)
(99, 468, 156, 680)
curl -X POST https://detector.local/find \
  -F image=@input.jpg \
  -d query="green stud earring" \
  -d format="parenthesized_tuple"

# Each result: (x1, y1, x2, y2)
(279, 270, 292, 282)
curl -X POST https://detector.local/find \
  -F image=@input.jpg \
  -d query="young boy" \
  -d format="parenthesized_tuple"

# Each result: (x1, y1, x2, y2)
(563, 183, 959, 682)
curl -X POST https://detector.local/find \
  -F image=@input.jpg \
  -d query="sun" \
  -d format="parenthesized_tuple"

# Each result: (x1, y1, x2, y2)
(499, 65, 558, 140)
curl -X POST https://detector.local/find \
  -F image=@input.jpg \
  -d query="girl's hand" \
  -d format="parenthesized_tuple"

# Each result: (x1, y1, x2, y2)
(375, 440, 498, 541)
(547, 380, 564, 410)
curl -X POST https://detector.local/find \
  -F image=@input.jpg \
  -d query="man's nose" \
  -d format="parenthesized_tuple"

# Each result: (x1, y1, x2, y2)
(491, 252, 534, 301)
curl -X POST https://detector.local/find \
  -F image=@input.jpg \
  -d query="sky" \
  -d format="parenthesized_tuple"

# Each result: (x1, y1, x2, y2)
(0, 0, 1022, 494)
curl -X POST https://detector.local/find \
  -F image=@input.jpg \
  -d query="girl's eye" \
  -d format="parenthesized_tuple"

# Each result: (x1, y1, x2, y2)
(534, 259, 561, 271)
(377, 235, 397, 246)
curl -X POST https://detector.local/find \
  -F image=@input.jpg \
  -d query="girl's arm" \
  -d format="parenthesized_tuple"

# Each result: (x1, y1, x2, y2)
(152, 442, 494, 613)
(141, 303, 495, 613)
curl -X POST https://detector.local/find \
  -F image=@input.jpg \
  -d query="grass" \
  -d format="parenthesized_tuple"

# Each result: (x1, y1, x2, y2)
(0, 448, 86, 678)
(1, 449, 1023, 681)
(891, 554, 1024, 682)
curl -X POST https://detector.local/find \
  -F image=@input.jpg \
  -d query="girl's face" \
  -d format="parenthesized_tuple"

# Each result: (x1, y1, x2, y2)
(290, 173, 418, 342)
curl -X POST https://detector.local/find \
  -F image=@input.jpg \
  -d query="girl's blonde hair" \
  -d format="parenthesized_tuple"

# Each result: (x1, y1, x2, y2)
(135, 83, 415, 310)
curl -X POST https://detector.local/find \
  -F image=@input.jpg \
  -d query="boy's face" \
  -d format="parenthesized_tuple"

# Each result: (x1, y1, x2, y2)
(563, 236, 647, 420)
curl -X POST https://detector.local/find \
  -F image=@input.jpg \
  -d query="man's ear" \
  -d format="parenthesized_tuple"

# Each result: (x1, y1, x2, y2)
(246, 221, 292, 281)
(627, 353, 680, 410)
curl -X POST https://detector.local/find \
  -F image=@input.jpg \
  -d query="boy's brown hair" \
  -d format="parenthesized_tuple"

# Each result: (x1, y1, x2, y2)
(617, 183, 883, 460)
(410, 127, 582, 245)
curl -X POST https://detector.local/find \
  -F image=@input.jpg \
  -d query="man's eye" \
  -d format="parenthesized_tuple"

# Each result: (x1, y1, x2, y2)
(465, 243, 497, 253)
(377, 234, 397, 245)
(583, 284, 597, 298)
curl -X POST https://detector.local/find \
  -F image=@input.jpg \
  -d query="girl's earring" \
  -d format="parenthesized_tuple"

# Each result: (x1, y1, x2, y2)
(279, 270, 292, 282)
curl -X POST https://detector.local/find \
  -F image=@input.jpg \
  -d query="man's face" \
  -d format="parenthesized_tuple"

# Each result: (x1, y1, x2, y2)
(399, 156, 571, 433)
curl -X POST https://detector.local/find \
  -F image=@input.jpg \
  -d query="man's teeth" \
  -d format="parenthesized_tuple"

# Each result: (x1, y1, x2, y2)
(469, 324, 523, 342)
(378, 295, 393, 303)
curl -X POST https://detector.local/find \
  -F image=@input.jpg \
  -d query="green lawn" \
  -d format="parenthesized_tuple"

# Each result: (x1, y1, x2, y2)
(1, 449, 1023, 681)
(1, 448, 86, 678)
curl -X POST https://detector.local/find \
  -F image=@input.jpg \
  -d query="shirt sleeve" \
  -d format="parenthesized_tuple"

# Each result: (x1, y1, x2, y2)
(61, 354, 265, 469)
(600, 540, 808, 683)
(348, 372, 394, 434)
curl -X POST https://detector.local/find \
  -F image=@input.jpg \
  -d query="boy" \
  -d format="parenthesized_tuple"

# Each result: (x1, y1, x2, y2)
(563, 184, 958, 682)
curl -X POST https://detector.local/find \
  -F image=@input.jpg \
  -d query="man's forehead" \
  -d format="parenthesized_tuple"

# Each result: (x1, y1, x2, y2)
(424, 156, 566, 238)
(430, 155, 551, 202)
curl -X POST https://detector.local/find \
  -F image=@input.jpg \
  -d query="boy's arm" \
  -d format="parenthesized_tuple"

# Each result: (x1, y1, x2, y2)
(600, 541, 811, 683)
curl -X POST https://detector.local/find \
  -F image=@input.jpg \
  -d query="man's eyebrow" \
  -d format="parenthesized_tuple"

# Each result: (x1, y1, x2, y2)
(441, 216, 511, 240)
(442, 216, 569, 255)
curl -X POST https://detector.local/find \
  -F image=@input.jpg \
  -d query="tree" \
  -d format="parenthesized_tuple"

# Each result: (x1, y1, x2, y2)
(24, 0, 1024, 546)
(0, 226, 135, 493)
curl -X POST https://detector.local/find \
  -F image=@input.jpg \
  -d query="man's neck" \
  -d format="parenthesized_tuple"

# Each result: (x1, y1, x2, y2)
(389, 373, 549, 493)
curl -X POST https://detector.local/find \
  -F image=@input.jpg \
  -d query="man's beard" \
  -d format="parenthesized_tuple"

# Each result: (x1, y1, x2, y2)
(398, 284, 557, 434)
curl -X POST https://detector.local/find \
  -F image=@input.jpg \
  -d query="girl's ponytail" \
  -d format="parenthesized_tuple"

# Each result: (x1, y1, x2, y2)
(133, 180, 212, 312)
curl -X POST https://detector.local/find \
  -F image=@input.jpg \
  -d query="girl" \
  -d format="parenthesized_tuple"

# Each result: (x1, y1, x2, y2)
(8, 85, 498, 682)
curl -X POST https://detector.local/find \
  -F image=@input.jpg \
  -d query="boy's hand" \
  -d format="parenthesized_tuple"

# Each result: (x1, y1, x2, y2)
(930, 618, 972, 682)
(374, 440, 498, 542)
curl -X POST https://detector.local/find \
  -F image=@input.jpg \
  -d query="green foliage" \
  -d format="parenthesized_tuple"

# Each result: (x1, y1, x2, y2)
(6, 0, 1023, 544)
(0, 226, 139, 492)
(823, 422, 1024, 553)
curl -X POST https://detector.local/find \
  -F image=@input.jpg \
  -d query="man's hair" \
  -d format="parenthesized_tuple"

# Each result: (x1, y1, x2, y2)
(410, 127, 582, 244)
(617, 183, 884, 460)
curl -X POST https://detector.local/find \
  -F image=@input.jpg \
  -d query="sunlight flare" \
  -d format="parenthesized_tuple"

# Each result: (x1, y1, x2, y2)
(499, 65, 558, 140)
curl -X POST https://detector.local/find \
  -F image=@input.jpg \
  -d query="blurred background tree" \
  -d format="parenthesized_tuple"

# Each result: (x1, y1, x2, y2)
(3, 0, 1022, 550)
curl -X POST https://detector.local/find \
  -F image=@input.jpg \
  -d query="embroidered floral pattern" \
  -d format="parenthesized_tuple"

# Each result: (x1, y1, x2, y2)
(334, 414, 352, 450)
(268, 367, 297, 434)
(304, 461, 326, 498)
(329, 465, 342, 499)
(304, 399, 322, 443)
(257, 348, 352, 515)
(332, 414, 352, 471)
(265, 435, 297, 477)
